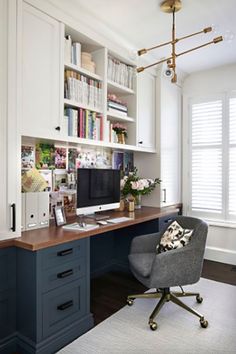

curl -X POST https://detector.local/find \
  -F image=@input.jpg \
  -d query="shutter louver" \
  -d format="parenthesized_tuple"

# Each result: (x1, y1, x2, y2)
(191, 100, 222, 214)
(229, 98, 236, 216)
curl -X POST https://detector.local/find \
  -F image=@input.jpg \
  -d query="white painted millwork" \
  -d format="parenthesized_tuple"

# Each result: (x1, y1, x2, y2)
(20, 2, 61, 139)
(0, 0, 21, 240)
(134, 66, 181, 207)
(183, 64, 236, 265)
(137, 71, 156, 149)
(159, 77, 181, 206)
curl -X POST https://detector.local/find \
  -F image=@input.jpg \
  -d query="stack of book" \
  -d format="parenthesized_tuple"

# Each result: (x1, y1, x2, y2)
(107, 94, 128, 116)
(65, 107, 103, 141)
(107, 55, 135, 90)
(64, 35, 81, 66)
(64, 70, 102, 111)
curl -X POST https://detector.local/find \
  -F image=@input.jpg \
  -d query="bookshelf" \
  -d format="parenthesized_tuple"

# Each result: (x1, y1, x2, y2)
(62, 24, 139, 149)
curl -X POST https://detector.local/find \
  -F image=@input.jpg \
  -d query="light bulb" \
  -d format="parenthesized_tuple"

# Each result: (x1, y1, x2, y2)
(211, 24, 220, 35)
(223, 30, 235, 43)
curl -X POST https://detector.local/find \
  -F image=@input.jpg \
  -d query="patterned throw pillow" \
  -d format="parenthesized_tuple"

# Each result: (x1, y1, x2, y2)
(156, 220, 193, 254)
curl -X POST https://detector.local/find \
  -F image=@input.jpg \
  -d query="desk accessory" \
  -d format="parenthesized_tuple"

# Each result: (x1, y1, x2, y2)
(54, 206, 67, 226)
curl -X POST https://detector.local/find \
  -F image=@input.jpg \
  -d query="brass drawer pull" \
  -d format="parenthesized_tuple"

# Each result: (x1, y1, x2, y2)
(57, 248, 73, 257)
(57, 269, 73, 278)
(57, 300, 73, 311)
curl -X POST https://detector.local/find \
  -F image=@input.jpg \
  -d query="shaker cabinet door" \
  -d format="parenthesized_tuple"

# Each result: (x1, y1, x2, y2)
(20, 2, 61, 139)
(137, 72, 156, 150)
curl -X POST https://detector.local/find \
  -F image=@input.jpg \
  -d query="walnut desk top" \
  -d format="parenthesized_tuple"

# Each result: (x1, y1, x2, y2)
(0, 205, 181, 251)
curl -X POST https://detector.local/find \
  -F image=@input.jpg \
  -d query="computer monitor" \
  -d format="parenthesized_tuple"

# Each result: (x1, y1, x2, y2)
(76, 168, 121, 216)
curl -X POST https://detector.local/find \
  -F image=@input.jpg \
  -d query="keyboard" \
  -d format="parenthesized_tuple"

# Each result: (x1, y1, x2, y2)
(107, 217, 133, 224)
(62, 223, 99, 232)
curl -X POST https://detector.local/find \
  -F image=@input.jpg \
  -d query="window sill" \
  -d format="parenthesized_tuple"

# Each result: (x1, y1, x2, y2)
(205, 219, 236, 229)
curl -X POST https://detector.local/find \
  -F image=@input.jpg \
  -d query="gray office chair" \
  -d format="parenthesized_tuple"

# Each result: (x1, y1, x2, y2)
(127, 216, 208, 330)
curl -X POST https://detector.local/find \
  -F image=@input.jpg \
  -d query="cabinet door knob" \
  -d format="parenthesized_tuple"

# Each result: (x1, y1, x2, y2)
(55, 126, 61, 131)
(138, 141, 143, 144)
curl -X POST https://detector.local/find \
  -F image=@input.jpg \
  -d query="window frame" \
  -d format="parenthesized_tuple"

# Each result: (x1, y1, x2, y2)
(184, 91, 236, 225)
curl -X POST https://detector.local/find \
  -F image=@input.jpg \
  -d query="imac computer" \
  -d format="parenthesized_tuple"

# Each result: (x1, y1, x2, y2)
(76, 168, 121, 217)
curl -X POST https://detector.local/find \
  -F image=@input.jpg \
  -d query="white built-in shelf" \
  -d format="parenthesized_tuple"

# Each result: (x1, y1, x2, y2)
(107, 80, 135, 95)
(64, 99, 103, 114)
(107, 110, 135, 123)
(64, 62, 103, 81)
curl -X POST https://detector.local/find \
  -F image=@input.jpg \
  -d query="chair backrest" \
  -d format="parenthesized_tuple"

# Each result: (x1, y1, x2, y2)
(160, 216, 208, 283)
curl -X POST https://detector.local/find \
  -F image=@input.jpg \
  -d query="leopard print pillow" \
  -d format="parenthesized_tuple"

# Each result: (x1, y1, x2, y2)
(156, 220, 193, 254)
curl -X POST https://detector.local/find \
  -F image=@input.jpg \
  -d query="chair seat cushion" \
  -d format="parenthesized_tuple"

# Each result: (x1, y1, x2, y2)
(128, 252, 156, 277)
(156, 220, 193, 253)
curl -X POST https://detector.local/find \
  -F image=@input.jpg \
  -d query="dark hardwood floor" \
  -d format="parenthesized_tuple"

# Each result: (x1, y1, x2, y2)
(91, 260, 236, 325)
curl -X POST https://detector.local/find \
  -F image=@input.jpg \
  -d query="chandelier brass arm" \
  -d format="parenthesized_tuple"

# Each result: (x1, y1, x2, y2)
(138, 27, 212, 57)
(137, 36, 223, 74)
(136, 0, 223, 83)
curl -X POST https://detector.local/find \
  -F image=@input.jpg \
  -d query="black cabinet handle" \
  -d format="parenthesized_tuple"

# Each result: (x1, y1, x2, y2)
(57, 300, 73, 311)
(11, 203, 16, 232)
(57, 269, 73, 278)
(138, 141, 143, 144)
(164, 218, 173, 223)
(57, 248, 73, 257)
(55, 126, 61, 131)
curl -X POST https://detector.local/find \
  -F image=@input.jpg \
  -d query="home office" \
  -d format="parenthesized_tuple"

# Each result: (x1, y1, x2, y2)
(0, 0, 236, 353)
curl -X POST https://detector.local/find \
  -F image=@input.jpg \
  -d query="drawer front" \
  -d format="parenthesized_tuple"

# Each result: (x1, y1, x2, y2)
(41, 239, 85, 270)
(42, 258, 86, 292)
(42, 279, 86, 338)
(159, 213, 179, 232)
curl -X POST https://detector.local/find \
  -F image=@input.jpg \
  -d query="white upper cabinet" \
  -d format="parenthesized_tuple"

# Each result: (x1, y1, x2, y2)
(0, 0, 21, 240)
(137, 71, 156, 150)
(20, 2, 61, 139)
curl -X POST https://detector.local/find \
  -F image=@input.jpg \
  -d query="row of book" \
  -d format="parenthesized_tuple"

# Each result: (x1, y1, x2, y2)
(65, 70, 102, 110)
(107, 99, 128, 117)
(65, 107, 103, 141)
(107, 55, 135, 90)
(64, 35, 81, 66)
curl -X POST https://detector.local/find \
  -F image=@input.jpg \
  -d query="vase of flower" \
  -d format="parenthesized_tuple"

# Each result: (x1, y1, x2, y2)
(112, 123, 127, 144)
(120, 168, 161, 208)
(117, 133, 125, 144)
(134, 194, 142, 209)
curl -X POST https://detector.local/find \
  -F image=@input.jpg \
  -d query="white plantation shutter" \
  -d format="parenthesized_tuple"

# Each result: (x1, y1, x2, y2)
(191, 100, 223, 216)
(229, 98, 236, 216)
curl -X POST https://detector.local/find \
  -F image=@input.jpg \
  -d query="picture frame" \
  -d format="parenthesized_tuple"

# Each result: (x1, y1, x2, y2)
(53, 206, 67, 226)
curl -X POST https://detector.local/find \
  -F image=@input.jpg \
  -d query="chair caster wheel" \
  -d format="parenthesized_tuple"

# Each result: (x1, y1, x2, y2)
(149, 321, 158, 331)
(127, 299, 134, 306)
(200, 318, 208, 328)
(196, 294, 203, 303)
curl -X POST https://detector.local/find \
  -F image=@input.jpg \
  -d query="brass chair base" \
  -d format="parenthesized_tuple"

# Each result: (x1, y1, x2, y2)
(127, 287, 208, 330)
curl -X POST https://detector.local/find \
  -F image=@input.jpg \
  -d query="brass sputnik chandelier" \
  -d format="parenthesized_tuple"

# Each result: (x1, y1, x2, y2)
(137, 0, 223, 83)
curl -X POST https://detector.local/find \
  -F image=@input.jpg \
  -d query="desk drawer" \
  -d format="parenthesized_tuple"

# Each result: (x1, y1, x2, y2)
(42, 258, 86, 292)
(42, 279, 86, 338)
(41, 239, 85, 270)
(159, 213, 179, 232)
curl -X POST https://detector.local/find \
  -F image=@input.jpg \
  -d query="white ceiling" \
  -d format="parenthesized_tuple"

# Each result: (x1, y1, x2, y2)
(65, 0, 236, 74)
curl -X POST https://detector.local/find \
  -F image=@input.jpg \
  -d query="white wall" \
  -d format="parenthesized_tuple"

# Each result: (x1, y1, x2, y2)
(183, 63, 236, 265)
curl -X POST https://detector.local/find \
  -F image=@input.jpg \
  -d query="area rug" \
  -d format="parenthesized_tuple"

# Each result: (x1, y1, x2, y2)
(58, 278, 236, 354)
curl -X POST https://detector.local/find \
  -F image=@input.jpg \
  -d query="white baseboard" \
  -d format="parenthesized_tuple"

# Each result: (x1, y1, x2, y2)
(204, 246, 236, 265)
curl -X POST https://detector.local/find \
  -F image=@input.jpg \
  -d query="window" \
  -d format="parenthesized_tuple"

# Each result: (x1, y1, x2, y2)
(188, 94, 236, 223)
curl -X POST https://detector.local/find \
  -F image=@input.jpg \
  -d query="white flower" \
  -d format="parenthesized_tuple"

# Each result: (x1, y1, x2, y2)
(131, 181, 139, 190)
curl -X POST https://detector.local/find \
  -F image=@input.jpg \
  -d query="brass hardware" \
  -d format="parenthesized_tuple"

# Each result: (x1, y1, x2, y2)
(160, 0, 182, 13)
(137, 48, 147, 56)
(137, 0, 223, 83)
